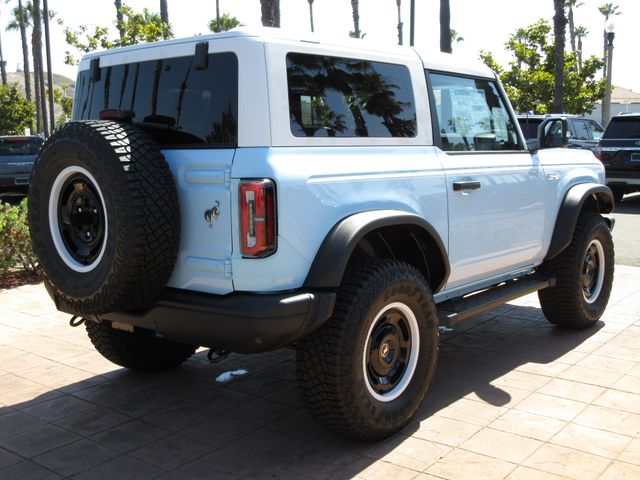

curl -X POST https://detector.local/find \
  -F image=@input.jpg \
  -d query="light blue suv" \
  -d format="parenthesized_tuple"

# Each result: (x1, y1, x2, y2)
(28, 29, 615, 440)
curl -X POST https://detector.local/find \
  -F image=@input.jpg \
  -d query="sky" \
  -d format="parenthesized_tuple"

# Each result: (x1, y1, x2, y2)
(1, 0, 638, 94)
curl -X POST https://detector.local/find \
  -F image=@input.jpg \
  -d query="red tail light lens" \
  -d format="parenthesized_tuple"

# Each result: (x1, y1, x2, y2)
(594, 142, 602, 161)
(239, 179, 276, 258)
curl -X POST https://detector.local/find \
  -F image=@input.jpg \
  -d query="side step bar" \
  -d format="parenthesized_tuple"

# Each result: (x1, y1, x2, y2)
(437, 277, 555, 326)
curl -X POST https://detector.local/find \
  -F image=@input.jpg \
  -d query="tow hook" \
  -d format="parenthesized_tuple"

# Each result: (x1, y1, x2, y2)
(207, 348, 230, 363)
(69, 316, 85, 327)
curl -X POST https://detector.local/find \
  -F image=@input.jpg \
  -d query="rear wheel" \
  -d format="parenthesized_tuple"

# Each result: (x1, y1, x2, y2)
(538, 212, 614, 329)
(85, 320, 196, 373)
(296, 259, 439, 440)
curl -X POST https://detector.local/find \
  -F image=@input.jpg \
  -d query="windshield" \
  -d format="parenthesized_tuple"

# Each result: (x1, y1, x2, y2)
(0, 138, 43, 156)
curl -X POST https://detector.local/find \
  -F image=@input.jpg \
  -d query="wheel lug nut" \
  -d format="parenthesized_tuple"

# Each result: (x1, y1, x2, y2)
(85, 231, 91, 238)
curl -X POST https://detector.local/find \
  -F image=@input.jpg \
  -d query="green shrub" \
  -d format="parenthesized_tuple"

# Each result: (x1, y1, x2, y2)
(0, 198, 39, 276)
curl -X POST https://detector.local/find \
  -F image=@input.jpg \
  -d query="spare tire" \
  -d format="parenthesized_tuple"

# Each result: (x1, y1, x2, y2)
(29, 120, 180, 315)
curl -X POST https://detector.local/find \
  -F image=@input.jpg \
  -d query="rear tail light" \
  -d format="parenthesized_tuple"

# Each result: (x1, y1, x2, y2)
(239, 179, 277, 258)
(594, 142, 602, 161)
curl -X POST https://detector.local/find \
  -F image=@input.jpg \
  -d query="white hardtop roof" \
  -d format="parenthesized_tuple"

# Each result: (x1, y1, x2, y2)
(79, 27, 495, 79)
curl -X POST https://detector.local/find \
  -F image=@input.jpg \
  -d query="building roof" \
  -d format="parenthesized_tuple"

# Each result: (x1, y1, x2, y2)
(612, 85, 640, 102)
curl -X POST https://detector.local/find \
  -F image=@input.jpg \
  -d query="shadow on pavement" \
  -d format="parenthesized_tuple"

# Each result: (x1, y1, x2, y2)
(616, 192, 640, 214)
(0, 302, 604, 479)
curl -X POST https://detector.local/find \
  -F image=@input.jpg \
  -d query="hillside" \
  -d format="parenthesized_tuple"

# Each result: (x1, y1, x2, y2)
(6, 71, 75, 121)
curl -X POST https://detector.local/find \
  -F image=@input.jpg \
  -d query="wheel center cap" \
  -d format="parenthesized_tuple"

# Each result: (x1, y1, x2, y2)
(380, 343, 390, 358)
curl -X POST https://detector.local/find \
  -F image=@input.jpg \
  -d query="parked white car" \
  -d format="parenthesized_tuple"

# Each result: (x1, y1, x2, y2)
(28, 28, 614, 440)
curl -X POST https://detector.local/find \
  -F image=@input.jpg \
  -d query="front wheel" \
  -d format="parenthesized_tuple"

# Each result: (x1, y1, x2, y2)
(296, 259, 439, 440)
(538, 212, 614, 329)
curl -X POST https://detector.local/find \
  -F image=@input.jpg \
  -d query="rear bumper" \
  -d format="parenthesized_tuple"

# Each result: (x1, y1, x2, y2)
(51, 285, 337, 353)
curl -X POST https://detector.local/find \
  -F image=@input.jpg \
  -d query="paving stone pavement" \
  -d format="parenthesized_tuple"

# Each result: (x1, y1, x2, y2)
(1, 266, 640, 479)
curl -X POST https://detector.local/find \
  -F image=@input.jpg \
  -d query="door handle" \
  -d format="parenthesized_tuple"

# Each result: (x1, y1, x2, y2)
(452, 181, 481, 191)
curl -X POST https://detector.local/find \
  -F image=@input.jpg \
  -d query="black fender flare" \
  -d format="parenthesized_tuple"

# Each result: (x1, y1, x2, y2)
(303, 210, 450, 292)
(545, 183, 614, 261)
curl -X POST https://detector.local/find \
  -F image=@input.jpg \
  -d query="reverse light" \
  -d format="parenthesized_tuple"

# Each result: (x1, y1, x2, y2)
(239, 179, 277, 258)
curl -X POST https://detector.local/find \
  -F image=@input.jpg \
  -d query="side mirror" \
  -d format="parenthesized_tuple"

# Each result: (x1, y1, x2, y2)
(537, 118, 569, 149)
(526, 139, 540, 153)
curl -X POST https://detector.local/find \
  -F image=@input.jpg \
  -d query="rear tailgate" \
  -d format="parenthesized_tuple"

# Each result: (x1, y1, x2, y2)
(601, 139, 640, 182)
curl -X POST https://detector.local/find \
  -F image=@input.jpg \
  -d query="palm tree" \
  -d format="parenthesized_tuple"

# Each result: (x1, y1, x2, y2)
(308, 0, 315, 32)
(598, 3, 621, 79)
(208, 13, 240, 33)
(565, 0, 583, 52)
(440, 0, 451, 53)
(160, 0, 171, 39)
(396, 0, 403, 45)
(350, 0, 361, 38)
(32, 0, 47, 135)
(114, 0, 124, 40)
(0, 12, 6, 86)
(42, 0, 54, 129)
(450, 29, 464, 45)
(575, 25, 588, 70)
(7, 0, 32, 101)
(260, 0, 278, 27)
(215, 0, 220, 32)
(552, 0, 566, 114)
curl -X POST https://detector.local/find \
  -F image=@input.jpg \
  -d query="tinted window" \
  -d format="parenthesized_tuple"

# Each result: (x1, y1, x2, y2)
(517, 118, 543, 141)
(571, 120, 591, 140)
(286, 53, 416, 138)
(73, 52, 238, 147)
(0, 138, 43, 156)
(428, 72, 521, 151)
(603, 117, 640, 139)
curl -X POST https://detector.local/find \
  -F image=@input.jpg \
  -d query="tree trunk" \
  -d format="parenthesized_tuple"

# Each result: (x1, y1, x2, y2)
(552, 0, 566, 114)
(261, 0, 277, 27)
(308, 1, 314, 32)
(578, 37, 583, 70)
(215, 0, 220, 32)
(43, 0, 55, 129)
(397, 0, 403, 45)
(18, 0, 32, 102)
(568, 5, 576, 52)
(0, 28, 7, 86)
(33, 0, 48, 136)
(275, 0, 280, 28)
(351, 0, 361, 38)
(160, 0, 171, 39)
(439, 0, 451, 53)
(115, 0, 124, 40)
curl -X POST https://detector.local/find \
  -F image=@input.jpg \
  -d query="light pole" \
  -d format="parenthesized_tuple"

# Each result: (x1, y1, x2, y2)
(602, 22, 615, 128)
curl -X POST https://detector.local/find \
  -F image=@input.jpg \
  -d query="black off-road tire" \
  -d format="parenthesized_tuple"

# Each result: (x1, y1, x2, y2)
(85, 320, 196, 372)
(538, 212, 614, 329)
(28, 121, 180, 315)
(296, 258, 439, 441)
(611, 187, 624, 204)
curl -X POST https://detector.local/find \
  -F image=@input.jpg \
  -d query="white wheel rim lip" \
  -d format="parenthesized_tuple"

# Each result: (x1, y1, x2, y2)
(362, 301, 420, 403)
(583, 239, 605, 304)
(48, 166, 108, 273)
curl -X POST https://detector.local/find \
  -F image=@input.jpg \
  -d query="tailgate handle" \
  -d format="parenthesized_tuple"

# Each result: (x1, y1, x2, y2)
(453, 181, 481, 191)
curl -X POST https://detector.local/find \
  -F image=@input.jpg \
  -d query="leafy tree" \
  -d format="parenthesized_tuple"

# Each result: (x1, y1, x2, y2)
(552, 0, 566, 113)
(480, 19, 604, 115)
(51, 84, 73, 126)
(208, 13, 240, 33)
(440, 0, 451, 53)
(63, 5, 171, 65)
(0, 83, 35, 135)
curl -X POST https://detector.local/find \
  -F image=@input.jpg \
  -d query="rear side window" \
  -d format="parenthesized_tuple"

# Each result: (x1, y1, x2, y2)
(603, 117, 640, 139)
(286, 53, 416, 138)
(428, 72, 521, 151)
(0, 138, 43, 156)
(73, 52, 238, 148)
(571, 120, 591, 140)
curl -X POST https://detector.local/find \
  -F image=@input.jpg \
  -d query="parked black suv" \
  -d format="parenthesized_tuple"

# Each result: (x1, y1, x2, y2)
(595, 113, 640, 202)
(518, 115, 604, 152)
